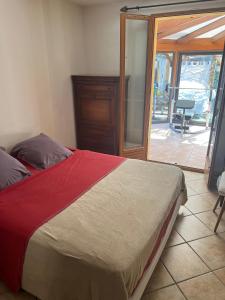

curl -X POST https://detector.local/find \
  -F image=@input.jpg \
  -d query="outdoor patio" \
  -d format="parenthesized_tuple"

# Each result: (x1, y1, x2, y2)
(148, 123, 210, 170)
(147, 13, 225, 171)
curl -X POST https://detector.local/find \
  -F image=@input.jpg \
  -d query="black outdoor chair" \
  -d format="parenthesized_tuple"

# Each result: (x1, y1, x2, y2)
(172, 100, 195, 133)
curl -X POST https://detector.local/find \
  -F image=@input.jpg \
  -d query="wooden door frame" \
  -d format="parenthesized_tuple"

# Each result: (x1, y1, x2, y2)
(149, 7, 225, 170)
(119, 13, 157, 160)
(120, 6, 225, 161)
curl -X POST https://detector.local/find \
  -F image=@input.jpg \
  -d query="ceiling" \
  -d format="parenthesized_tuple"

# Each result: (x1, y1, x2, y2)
(157, 13, 225, 43)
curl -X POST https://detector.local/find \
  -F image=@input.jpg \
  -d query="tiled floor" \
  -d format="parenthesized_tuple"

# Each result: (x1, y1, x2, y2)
(148, 123, 210, 169)
(142, 170, 225, 300)
(1, 171, 225, 300)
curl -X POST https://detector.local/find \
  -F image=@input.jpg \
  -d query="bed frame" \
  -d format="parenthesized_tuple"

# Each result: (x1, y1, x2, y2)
(129, 193, 183, 300)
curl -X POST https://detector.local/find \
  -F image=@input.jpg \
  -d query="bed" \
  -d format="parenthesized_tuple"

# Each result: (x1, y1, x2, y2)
(0, 150, 187, 300)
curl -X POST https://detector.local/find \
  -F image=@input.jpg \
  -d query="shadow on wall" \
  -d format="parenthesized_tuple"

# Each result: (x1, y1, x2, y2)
(0, 131, 38, 151)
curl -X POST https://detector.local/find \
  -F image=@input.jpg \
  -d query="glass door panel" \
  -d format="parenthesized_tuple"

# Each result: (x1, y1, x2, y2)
(176, 53, 223, 126)
(124, 19, 148, 148)
(208, 44, 225, 188)
(153, 52, 174, 123)
(120, 14, 155, 159)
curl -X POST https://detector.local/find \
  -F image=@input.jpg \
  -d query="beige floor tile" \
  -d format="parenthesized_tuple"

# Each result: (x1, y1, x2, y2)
(175, 215, 213, 241)
(187, 186, 198, 196)
(183, 171, 205, 182)
(189, 235, 225, 270)
(188, 178, 210, 194)
(145, 261, 174, 292)
(196, 211, 225, 233)
(218, 231, 225, 241)
(166, 230, 185, 247)
(203, 191, 218, 201)
(179, 272, 225, 300)
(142, 285, 185, 300)
(161, 243, 209, 282)
(0, 290, 36, 300)
(178, 206, 192, 217)
(185, 193, 217, 213)
(214, 267, 225, 285)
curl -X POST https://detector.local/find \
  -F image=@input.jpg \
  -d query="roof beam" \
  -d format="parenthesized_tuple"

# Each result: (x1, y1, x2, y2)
(212, 30, 225, 41)
(158, 15, 219, 40)
(157, 38, 224, 52)
(178, 16, 225, 43)
(157, 18, 196, 36)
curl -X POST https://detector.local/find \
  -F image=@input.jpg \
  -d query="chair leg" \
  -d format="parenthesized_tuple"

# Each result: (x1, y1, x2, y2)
(213, 195, 224, 212)
(214, 197, 225, 233)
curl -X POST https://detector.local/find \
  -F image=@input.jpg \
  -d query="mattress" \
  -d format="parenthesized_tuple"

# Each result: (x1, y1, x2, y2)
(21, 158, 187, 300)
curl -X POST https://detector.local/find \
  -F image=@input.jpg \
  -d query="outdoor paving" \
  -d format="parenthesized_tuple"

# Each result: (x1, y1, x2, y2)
(148, 123, 210, 169)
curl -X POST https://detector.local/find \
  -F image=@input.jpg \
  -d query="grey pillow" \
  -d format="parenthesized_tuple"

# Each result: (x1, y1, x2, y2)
(11, 133, 73, 169)
(0, 149, 30, 190)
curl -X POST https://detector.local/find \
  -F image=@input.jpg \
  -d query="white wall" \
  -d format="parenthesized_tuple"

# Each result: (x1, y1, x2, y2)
(83, 0, 225, 75)
(42, 0, 86, 146)
(1, 0, 224, 149)
(0, 0, 53, 148)
(0, 0, 86, 149)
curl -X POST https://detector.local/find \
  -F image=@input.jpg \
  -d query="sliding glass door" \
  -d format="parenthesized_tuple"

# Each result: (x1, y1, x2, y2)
(120, 14, 155, 159)
(176, 52, 223, 126)
(208, 45, 225, 188)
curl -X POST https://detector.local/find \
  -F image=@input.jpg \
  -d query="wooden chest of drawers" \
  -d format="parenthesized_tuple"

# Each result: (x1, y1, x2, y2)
(71, 76, 120, 155)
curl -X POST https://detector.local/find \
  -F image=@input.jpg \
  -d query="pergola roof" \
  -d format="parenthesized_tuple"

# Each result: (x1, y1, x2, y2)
(157, 13, 225, 52)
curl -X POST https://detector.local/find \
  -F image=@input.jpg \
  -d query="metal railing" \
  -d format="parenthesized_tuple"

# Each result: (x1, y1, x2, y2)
(153, 86, 217, 127)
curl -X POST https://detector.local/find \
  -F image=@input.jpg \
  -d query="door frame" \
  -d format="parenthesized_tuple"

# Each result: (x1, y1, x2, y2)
(207, 43, 225, 188)
(119, 6, 225, 162)
(207, 44, 225, 158)
(150, 8, 225, 172)
(119, 13, 157, 160)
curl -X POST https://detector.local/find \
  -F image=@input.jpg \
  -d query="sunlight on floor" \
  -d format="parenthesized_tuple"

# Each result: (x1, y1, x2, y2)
(148, 123, 210, 169)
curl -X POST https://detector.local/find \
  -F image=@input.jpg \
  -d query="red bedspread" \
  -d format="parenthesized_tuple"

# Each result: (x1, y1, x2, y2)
(0, 150, 125, 292)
